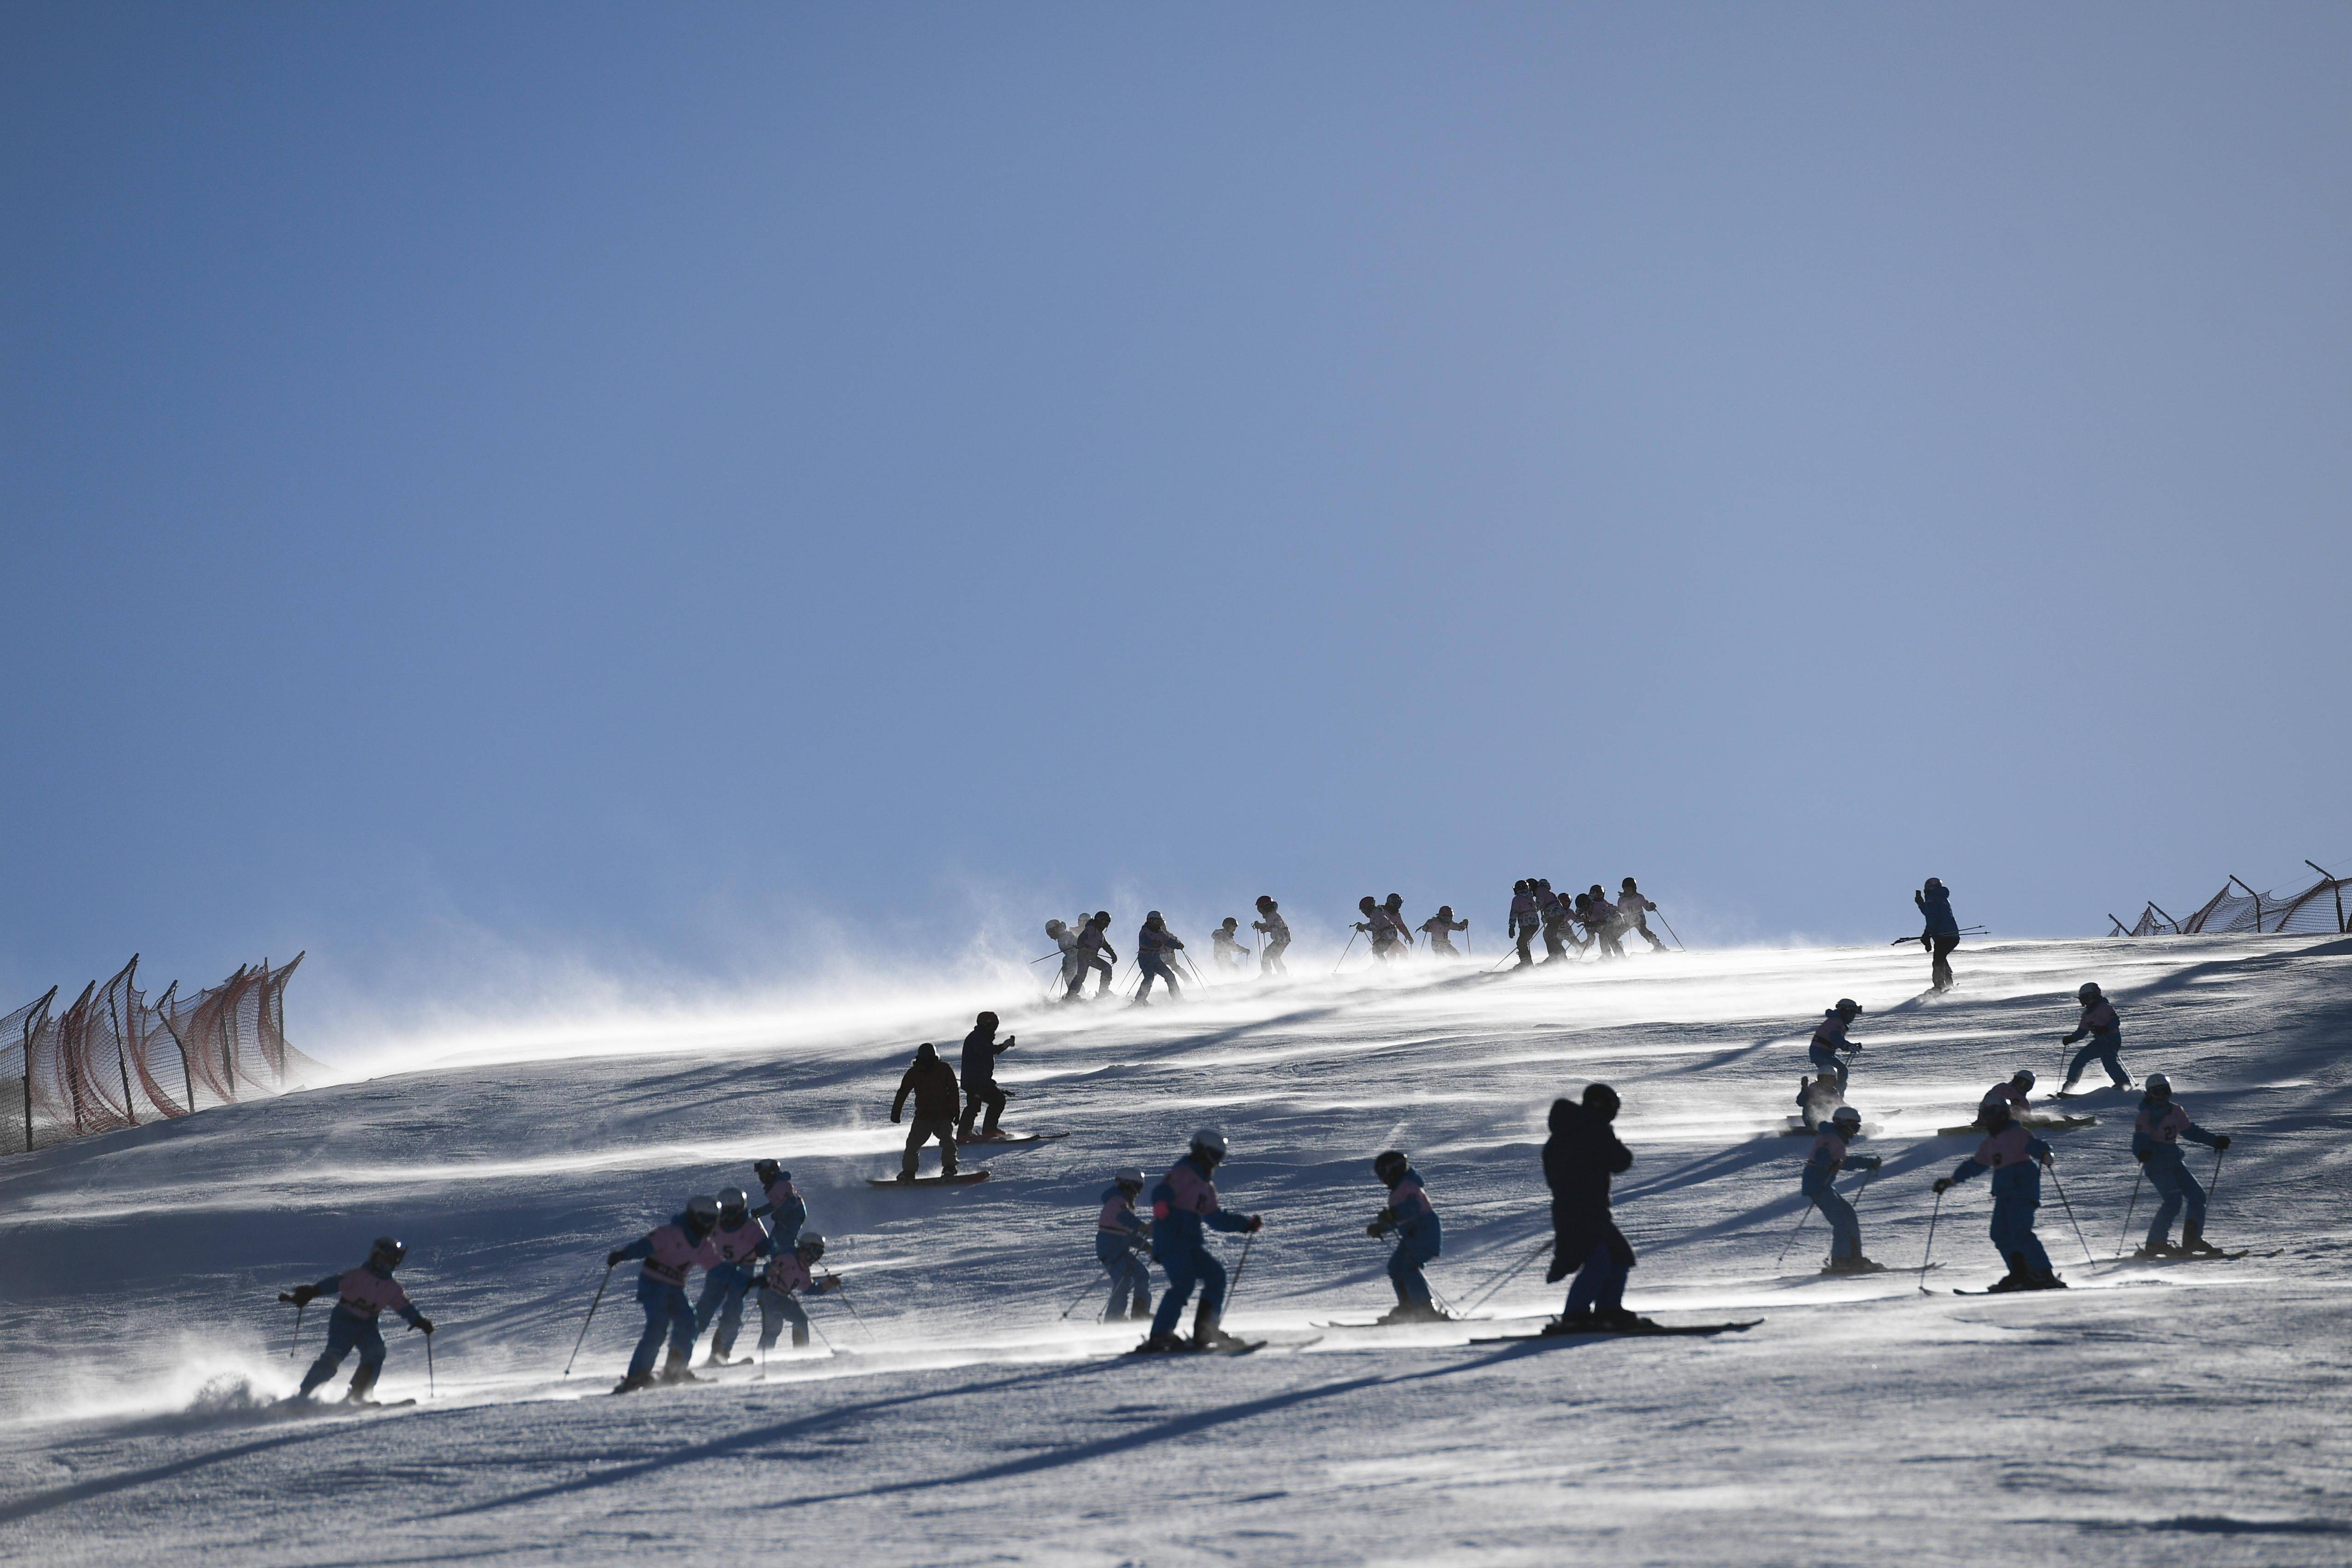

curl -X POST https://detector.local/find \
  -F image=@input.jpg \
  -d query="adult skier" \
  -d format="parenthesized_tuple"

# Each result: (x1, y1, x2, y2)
(1535, 880, 1570, 963)
(1542, 1084, 1640, 1332)
(1367, 1150, 1445, 1322)
(692, 1187, 775, 1367)
(280, 1236, 433, 1404)
(1418, 906, 1469, 957)
(1802, 1107, 1886, 1273)
(1932, 1096, 2063, 1291)
(1915, 877, 1960, 992)
(1095, 1169, 1153, 1321)
(1507, 880, 1539, 968)
(756, 1233, 841, 1352)
(1617, 878, 1670, 952)
(958, 1011, 1017, 1140)
(749, 1159, 806, 1248)
(2132, 1073, 2231, 1258)
(1070, 912, 1119, 1000)
(1251, 896, 1290, 977)
(2058, 982, 2131, 1093)
(1134, 911, 1186, 1005)
(1141, 1128, 1263, 1352)
(1809, 999, 1864, 1091)
(606, 1195, 720, 1391)
(1210, 917, 1249, 972)
(890, 1042, 961, 1181)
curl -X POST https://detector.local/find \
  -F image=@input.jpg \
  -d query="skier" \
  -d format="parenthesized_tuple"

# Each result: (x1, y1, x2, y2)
(2058, 982, 2130, 1093)
(1351, 896, 1391, 959)
(1989, 1069, 2036, 1116)
(756, 1233, 841, 1352)
(1915, 877, 1960, 992)
(958, 1011, 1017, 1140)
(691, 1187, 775, 1367)
(1047, 919, 1090, 1002)
(606, 1195, 720, 1391)
(1932, 1096, 2063, 1291)
(2132, 1073, 2231, 1258)
(1096, 1169, 1154, 1321)
(1251, 896, 1290, 977)
(1808, 999, 1864, 1091)
(1070, 912, 1119, 1000)
(1617, 878, 1670, 952)
(1418, 906, 1469, 957)
(1535, 880, 1569, 963)
(1133, 911, 1186, 1005)
(1382, 894, 1412, 955)
(1141, 1128, 1263, 1352)
(749, 1159, 806, 1248)
(280, 1236, 433, 1404)
(1794, 1072, 1845, 1131)
(890, 1042, 960, 1180)
(1209, 917, 1249, 972)
(1542, 1084, 1642, 1332)
(1585, 885, 1626, 959)
(1507, 880, 1539, 968)
(1802, 1106, 1886, 1273)
(1367, 1150, 1445, 1321)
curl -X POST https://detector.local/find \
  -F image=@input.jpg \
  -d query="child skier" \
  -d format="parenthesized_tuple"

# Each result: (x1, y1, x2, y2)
(1802, 1107, 1885, 1273)
(606, 1195, 719, 1392)
(1418, 907, 1468, 957)
(1142, 1128, 1263, 1352)
(1134, 912, 1187, 1005)
(1989, 1069, 2036, 1116)
(1933, 1097, 2063, 1291)
(757, 1234, 842, 1352)
(1368, 1150, 1445, 1321)
(2058, 982, 2131, 1093)
(2132, 1073, 2232, 1258)
(1507, 880, 1539, 968)
(1809, 999, 1863, 1091)
(1210, 918, 1248, 972)
(1795, 1073, 1845, 1131)
(749, 1159, 806, 1249)
(691, 1187, 775, 1367)
(1617, 878, 1669, 951)
(280, 1236, 433, 1404)
(1251, 896, 1290, 976)
(1096, 1169, 1153, 1320)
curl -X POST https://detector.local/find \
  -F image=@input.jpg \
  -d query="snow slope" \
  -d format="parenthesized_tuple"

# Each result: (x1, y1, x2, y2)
(2, 935, 2349, 1565)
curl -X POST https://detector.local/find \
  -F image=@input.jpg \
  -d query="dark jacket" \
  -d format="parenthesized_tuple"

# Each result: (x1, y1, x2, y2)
(961, 1025, 1012, 1086)
(1543, 1097, 1634, 1279)
(1917, 885, 1959, 938)
(892, 1049, 960, 1120)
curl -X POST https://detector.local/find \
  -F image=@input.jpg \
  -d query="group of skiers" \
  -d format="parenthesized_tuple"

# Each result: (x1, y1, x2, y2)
(1506, 878, 1670, 967)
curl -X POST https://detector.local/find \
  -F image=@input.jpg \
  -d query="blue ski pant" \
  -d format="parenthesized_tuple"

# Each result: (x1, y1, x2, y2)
(1990, 1195, 2054, 1277)
(299, 1307, 386, 1394)
(1388, 1230, 1440, 1305)
(2145, 1156, 2207, 1245)
(1149, 1243, 1225, 1340)
(1136, 954, 1182, 1002)
(1807, 1044, 1849, 1092)
(693, 1264, 756, 1357)
(629, 1275, 695, 1379)
(1098, 1234, 1151, 1318)
(2064, 1035, 2128, 1089)
(1815, 1185, 1862, 1260)
(757, 1287, 811, 1350)
(1564, 1242, 1629, 1316)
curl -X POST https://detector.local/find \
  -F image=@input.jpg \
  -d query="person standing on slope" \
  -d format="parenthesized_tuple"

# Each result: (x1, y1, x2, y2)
(1419, 906, 1469, 957)
(1507, 880, 1539, 968)
(607, 1195, 720, 1391)
(1617, 878, 1670, 952)
(281, 1236, 434, 1404)
(749, 1159, 806, 1249)
(1535, 880, 1570, 963)
(757, 1234, 841, 1352)
(1252, 896, 1291, 977)
(1141, 1128, 1263, 1352)
(1047, 919, 1090, 1003)
(1134, 911, 1187, 1005)
(1210, 917, 1249, 972)
(1382, 894, 1412, 956)
(1933, 1096, 2063, 1292)
(1795, 1072, 1845, 1131)
(1352, 896, 1389, 960)
(2132, 1073, 2231, 1258)
(891, 1042, 961, 1181)
(1802, 1107, 1886, 1273)
(1915, 877, 1961, 992)
(1543, 1084, 1642, 1333)
(1096, 1169, 1154, 1321)
(1070, 912, 1119, 1001)
(1368, 1150, 1445, 1322)
(1808, 999, 1864, 1092)
(958, 1011, 1017, 1141)
(2057, 982, 2131, 1093)
(691, 1188, 775, 1367)
(1586, 885, 1627, 959)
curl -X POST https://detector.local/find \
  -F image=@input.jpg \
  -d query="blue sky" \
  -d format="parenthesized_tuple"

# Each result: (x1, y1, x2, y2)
(5, 5, 2348, 1015)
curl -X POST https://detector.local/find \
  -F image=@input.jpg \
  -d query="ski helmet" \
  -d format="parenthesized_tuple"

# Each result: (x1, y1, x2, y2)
(1830, 1106, 1862, 1133)
(1437, 905, 1453, 917)
(1256, 894, 1275, 907)
(718, 1187, 748, 1220)
(753, 1158, 782, 1183)
(1372, 1150, 1409, 1185)
(368, 1236, 406, 1270)
(1113, 1169, 1145, 1192)
(798, 1233, 826, 1260)
(1385, 893, 1402, 907)
(1045, 918, 1066, 934)
(2146, 1072, 2172, 1096)
(977, 1011, 998, 1029)
(1834, 998, 1862, 1017)
(1221, 917, 1237, 930)
(916, 1041, 938, 1061)
(1513, 880, 1528, 894)
(1360, 896, 1378, 910)
(1583, 1083, 1621, 1120)
(1094, 910, 1110, 924)
(2010, 1069, 2036, 1091)
(1924, 877, 1944, 891)
(2077, 982, 2102, 1003)
(684, 1194, 720, 1230)
(1976, 1095, 2012, 1125)
(1622, 877, 1639, 890)
(1146, 910, 1163, 924)
(1191, 1126, 1229, 1163)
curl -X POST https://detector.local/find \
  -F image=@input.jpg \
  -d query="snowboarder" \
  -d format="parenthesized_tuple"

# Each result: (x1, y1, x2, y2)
(691, 1187, 775, 1366)
(1543, 1084, 1640, 1332)
(1368, 1150, 1444, 1321)
(1803, 1106, 1885, 1272)
(1251, 896, 1290, 977)
(1535, 880, 1570, 963)
(1932, 1097, 2063, 1291)
(1210, 918, 1249, 972)
(958, 1011, 1017, 1140)
(1134, 911, 1186, 1005)
(1808, 999, 1863, 1091)
(1585, 885, 1626, 959)
(756, 1234, 841, 1352)
(1418, 907, 1469, 957)
(2132, 1073, 2231, 1258)
(1795, 1073, 1844, 1131)
(607, 1195, 720, 1391)
(891, 1042, 960, 1180)
(1070, 912, 1119, 1000)
(1915, 877, 1960, 992)
(281, 1236, 433, 1404)
(2058, 982, 2130, 1093)
(1617, 878, 1669, 952)
(1142, 1128, 1263, 1351)
(749, 1159, 806, 1248)
(1096, 1169, 1153, 1321)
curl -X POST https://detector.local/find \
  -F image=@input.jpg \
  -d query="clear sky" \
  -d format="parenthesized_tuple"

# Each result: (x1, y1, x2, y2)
(5, 5, 2348, 1023)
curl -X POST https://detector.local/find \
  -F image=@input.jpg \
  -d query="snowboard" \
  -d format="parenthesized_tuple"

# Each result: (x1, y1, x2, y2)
(1952, 1284, 2069, 1295)
(1471, 1319, 1760, 1344)
(955, 1132, 1068, 1146)
(869, 1171, 991, 1188)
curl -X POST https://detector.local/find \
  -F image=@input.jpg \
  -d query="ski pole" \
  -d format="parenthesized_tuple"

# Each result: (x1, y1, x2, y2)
(1029, 951, 1061, 965)
(1331, 931, 1359, 976)
(1775, 1197, 1819, 1266)
(1656, 913, 1685, 951)
(1459, 1236, 1551, 1315)
(1919, 1188, 1944, 1292)
(288, 1301, 305, 1358)
(564, 1263, 614, 1377)
(829, 1279, 878, 1340)
(2207, 1147, 2227, 1207)
(1058, 1269, 1105, 1321)
(2117, 1166, 2145, 1257)
(1225, 1233, 1256, 1311)
(2045, 1164, 2096, 1266)
(423, 1329, 435, 1399)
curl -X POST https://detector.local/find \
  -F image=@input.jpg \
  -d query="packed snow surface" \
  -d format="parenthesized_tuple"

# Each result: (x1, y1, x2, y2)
(3, 936, 2350, 1564)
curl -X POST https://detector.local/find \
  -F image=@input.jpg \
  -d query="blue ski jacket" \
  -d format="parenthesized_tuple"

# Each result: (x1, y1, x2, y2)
(1149, 1154, 1251, 1257)
(2133, 1098, 2220, 1166)
(1950, 1125, 2053, 1202)
(1917, 885, 1958, 938)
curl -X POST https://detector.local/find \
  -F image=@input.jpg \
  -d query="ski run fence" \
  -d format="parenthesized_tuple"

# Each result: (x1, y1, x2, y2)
(0, 953, 320, 1154)
(2112, 862, 2350, 938)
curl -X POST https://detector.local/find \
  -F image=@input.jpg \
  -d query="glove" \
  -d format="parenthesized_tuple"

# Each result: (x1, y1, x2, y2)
(286, 1285, 320, 1306)
(412, 1315, 435, 1335)
(1932, 1178, 1952, 1194)
(1002, 1035, 1015, 1048)
(817, 1276, 841, 1294)
(2038, 1150, 2054, 1167)
(891, 1112, 902, 1124)
(2214, 1135, 2231, 1151)
(606, 1250, 627, 1268)
(1863, 1156, 1883, 1171)
(1365, 1223, 1386, 1238)
(1245, 1215, 1264, 1234)
(2134, 1150, 2150, 1165)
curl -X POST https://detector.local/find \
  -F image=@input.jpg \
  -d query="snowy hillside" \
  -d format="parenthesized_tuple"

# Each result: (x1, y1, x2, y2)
(3, 935, 2349, 1565)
